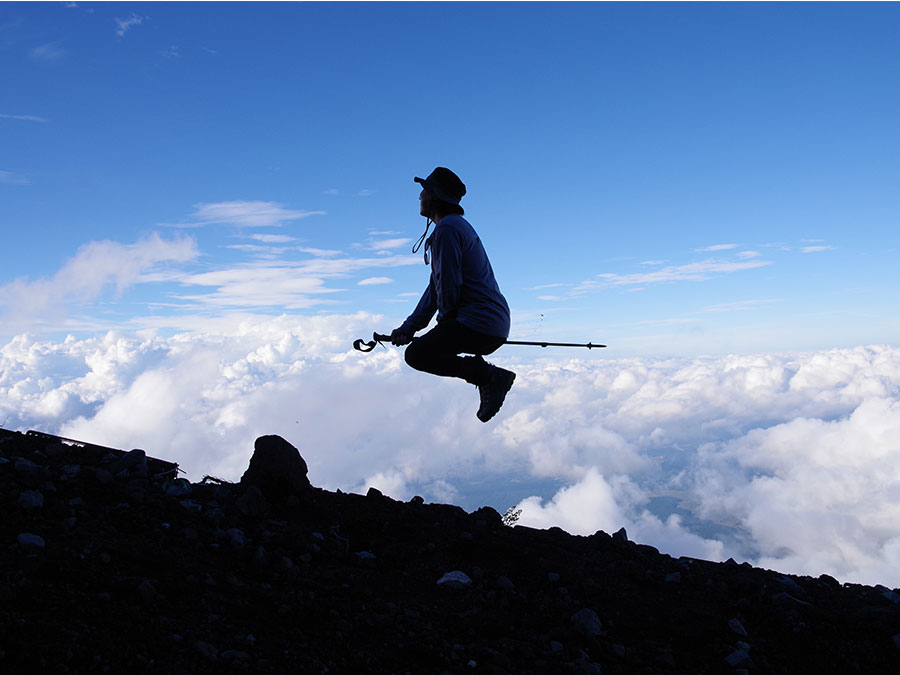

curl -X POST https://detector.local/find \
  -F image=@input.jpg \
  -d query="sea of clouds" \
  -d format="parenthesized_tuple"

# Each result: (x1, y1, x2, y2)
(2, 313, 899, 586)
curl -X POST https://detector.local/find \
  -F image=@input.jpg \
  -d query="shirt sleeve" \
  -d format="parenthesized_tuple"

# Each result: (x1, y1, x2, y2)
(399, 278, 437, 334)
(432, 225, 463, 317)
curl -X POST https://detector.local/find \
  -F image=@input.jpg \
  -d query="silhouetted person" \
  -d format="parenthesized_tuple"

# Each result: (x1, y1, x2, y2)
(391, 167, 516, 422)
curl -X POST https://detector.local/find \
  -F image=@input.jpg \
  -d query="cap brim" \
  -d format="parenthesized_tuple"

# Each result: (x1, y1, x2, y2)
(414, 175, 460, 204)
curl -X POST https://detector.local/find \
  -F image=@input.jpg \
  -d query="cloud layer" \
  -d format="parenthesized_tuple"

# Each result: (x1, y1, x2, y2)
(1, 317, 898, 586)
(0, 234, 198, 332)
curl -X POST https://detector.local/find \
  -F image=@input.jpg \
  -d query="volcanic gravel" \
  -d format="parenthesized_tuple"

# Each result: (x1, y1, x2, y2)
(2, 428, 899, 674)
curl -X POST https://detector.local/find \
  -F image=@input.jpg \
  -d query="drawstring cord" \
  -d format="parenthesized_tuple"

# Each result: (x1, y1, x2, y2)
(412, 218, 433, 265)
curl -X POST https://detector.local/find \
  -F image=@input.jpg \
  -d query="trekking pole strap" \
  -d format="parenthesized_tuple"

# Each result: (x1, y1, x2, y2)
(352, 332, 391, 352)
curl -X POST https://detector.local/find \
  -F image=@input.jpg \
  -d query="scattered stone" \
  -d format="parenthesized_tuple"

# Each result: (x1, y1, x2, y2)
(194, 641, 219, 663)
(612, 527, 629, 545)
(775, 576, 804, 593)
(728, 618, 748, 637)
(226, 528, 246, 550)
(165, 478, 192, 497)
(94, 468, 114, 485)
(570, 608, 603, 637)
(137, 579, 157, 604)
(14, 458, 50, 487)
(17, 490, 43, 510)
(497, 575, 516, 592)
(548, 572, 561, 583)
(239, 435, 311, 501)
(725, 648, 752, 667)
(235, 485, 269, 518)
(109, 449, 148, 476)
(17, 532, 46, 552)
(366, 486, 384, 499)
(665, 572, 681, 584)
(437, 571, 472, 590)
(818, 573, 840, 588)
(881, 589, 900, 604)
(220, 650, 250, 666)
(179, 499, 202, 513)
(472, 506, 503, 527)
(772, 592, 812, 608)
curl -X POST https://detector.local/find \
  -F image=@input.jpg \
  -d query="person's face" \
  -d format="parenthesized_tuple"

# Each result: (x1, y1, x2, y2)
(419, 188, 433, 218)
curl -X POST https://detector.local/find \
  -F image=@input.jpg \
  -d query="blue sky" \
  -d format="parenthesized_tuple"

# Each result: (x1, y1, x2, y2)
(2, 1, 897, 355)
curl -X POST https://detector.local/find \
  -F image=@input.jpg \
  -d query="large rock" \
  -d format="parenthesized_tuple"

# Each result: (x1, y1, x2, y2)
(239, 435, 312, 501)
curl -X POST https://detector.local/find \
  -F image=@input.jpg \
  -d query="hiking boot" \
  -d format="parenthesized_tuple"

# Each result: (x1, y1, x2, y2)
(477, 366, 516, 423)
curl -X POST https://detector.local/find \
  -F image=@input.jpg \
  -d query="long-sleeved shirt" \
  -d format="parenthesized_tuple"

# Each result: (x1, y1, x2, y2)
(400, 215, 510, 339)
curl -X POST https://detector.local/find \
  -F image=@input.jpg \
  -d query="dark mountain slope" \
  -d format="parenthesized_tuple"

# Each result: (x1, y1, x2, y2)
(2, 429, 899, 674)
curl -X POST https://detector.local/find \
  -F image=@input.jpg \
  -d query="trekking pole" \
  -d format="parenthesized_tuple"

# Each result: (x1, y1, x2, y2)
(353, 332, 605, 353)
(504, 339, 605, 349)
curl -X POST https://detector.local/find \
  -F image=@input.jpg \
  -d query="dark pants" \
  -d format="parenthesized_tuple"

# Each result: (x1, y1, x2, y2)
(404, 320, 505, 386)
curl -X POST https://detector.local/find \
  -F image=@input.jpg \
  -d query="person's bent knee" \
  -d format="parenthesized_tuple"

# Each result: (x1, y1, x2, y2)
(404, 341, 427, 372)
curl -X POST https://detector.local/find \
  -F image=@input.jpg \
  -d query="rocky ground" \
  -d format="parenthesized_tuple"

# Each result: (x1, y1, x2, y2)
(2, 428, 900, 674)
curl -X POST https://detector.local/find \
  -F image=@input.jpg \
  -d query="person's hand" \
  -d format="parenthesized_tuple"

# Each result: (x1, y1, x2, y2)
(390, 329, 412, 346)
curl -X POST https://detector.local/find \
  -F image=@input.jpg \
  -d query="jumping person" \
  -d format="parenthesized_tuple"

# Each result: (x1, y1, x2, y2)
(390, 167, 516, 423)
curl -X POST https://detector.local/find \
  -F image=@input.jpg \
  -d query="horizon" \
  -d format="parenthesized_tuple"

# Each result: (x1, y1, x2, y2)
(2, 2, 899, 586)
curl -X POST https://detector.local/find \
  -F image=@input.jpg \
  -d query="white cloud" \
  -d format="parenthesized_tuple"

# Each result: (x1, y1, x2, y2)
(0, 228, 420, 331)
(515, 469, 725, 560)
(370, 238, 411, 252)
(226, 244, 288, 257)
(165, 252, 417, 310)
(691, 396, 900, 583)
(0, 233, 198, 331)
(2, 322, 899, 587)
(250, 234, 297, 244)
(298, 247, 341, 257)
(529, 283, 571, 290)
(700, 299, 779, 313)
(801, 245, 837, 253)
(737, 251, 761, 259)
(0, 170, 29, 186)
(0, 114, 48, 123)
(173, 265, 341, 309)
(696, 244, 739, 252)
(115, 13, 145, 38)
(588, 259, 772, 288)
(179, 201, 325, 228)
(30, 42, 66, 61)
(358, 277, 393, 286)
